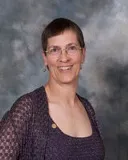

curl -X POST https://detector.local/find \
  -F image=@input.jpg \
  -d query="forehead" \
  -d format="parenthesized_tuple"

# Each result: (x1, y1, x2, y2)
(47, 30, 78, 47)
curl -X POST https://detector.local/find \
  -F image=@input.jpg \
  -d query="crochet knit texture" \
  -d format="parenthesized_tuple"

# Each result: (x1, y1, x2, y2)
(0, 86, 105, 160)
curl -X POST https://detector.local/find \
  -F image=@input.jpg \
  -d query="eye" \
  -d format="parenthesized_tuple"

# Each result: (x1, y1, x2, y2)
(50, 48, 57, 52)
(67, 45, 78, 53)
(68, 45, 77, 51)
(49, 47, 60, 54)
(68, 45, 77, 50)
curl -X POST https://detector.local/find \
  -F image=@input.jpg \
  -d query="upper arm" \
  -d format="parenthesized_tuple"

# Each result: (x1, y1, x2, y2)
(0, 94, 32, 160)
(0, 117, 19, 160)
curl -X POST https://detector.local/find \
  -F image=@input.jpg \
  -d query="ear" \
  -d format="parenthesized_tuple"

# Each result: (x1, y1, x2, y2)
(81, 47, 86, 63)
(42, 52, 48, 66)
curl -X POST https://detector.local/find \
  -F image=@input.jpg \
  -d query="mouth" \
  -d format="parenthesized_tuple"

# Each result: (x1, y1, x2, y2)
(58, 65, 73, 71)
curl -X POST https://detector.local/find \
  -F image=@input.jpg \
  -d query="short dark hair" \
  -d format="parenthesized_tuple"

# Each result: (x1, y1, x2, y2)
(41, 18, 85, 55)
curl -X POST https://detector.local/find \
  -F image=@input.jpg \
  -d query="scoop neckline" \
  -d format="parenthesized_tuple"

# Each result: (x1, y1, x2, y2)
(42, 86, 94, 139)
(48, 113, 94, 140)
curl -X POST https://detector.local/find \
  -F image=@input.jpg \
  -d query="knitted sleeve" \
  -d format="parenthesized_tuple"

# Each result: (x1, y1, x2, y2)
(0, 94, 32, 160)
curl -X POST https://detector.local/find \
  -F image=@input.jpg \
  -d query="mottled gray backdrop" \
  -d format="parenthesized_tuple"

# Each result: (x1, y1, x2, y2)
(0, 0, 128, 159)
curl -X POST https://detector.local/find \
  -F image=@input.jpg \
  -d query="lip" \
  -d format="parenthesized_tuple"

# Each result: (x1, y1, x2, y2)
(58, 65, 73, 71)
(58, 65, 73, 68)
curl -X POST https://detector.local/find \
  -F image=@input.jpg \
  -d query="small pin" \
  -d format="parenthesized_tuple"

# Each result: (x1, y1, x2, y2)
(52, 123, 57, 129)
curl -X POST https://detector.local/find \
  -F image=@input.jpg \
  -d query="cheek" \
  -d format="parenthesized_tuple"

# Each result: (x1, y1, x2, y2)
(46, 58, 57, 68)
(74, 56, 83, 64)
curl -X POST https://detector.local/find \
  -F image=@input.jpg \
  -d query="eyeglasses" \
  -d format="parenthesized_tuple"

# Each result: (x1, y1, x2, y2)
(45, 43, 82, 57)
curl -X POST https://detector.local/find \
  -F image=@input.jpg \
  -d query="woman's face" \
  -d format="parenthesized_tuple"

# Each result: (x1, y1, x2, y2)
(43, 30, 86, 85)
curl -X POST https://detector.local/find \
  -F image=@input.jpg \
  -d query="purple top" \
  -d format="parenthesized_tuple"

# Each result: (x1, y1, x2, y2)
(0, 86, 105, 160)
(45, 100, 105, 160)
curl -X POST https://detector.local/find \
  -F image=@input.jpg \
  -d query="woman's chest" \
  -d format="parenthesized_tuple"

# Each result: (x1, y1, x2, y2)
(45, 116, 105, 160)
(48, 102, 92, 138)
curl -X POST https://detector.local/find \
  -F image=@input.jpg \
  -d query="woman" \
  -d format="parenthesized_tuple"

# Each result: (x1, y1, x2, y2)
(0, 18, 105, 159)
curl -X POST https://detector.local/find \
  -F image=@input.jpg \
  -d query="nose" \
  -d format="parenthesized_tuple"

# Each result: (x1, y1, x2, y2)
(58, 49, 70, 62)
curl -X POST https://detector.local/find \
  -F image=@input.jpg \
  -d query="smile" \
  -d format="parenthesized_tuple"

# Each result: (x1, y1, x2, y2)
(58, 65, 73, 71)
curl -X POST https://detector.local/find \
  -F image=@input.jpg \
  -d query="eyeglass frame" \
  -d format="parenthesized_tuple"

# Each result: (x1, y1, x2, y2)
(45, 43, 83, 57)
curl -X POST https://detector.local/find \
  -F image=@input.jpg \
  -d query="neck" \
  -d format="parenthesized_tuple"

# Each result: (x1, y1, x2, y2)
(45, 80, 78, 107)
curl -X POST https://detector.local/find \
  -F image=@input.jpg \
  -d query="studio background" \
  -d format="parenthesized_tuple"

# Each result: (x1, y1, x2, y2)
(0, 0, 127, 159)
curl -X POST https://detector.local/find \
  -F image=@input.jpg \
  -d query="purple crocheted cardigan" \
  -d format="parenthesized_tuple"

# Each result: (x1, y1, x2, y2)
(0, 86, 105, 160)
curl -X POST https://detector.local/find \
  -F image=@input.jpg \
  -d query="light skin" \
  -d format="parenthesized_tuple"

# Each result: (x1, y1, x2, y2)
(42, 30, 92, 137)
(43, 30, 85, 104)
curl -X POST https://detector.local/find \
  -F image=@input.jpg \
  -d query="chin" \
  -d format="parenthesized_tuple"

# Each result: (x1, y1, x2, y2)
(58, 76, 78, 84)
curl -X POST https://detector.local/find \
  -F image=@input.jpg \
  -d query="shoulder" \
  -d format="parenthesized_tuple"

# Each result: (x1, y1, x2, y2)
(2, 85, 46, 121)
(77, 94, 95, 116)
(12, 85, 45, 106)
(0, 86, 47, 142)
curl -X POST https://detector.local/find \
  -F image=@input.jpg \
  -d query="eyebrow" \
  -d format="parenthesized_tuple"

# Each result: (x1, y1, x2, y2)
(47, 43, 79, 49)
